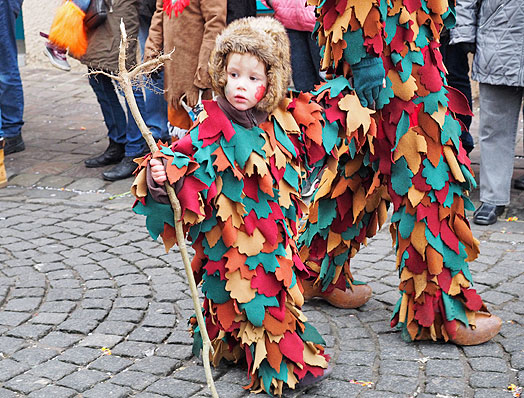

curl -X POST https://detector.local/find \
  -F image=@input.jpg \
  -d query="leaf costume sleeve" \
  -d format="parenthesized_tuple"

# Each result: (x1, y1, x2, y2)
(301, 0, 486, 343)
(131, 100, 329, 396)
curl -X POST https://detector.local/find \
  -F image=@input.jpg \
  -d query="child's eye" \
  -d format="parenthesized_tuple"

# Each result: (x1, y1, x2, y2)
(229, 72, 238, 78)
(250, 76, 258, 81)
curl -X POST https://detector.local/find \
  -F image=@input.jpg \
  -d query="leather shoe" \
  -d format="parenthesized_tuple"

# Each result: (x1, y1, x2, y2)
(473, 203, 505, 225)
(451, 313, 502, 346)
(102, 156, 138, 181)
(302, 279, 372, 309)
(85, 139, 125, 168)
(514, 176, 524, 190)
(4, 134, 25, 155)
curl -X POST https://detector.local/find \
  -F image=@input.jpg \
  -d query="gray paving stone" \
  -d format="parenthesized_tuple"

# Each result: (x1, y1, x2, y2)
(95, 321, 137, 336)
(106, 308, 144, 323)
(57, 369, 110, 392)
(3, 373, 49, 394)
(27, 385, 77, 398)
(154, 345, 193, 361)
(113, 297, 150, 309)
(425, 359, 465, 377)
(81, 383, 132, 398)
(470, 371, 510, 388)
(88, 355, 133, 374)
(30, 312, 69, 325)
(142, 314, 177, 328)
(0, 311, 32, 327)
(37, 301, 76, 313)
(0, 336, 25, 356)
(11, 346, 59, 366)
(111, 341, 157, 359)
(38, 332, 82, 349)
(29, 360, 78, 381)
(6, 324, 52, 340)
(469, 357, 509, 373)
(57, 319, 98, 334)
(128, 327, 171, 344)
(56, 347, 103, 366)
(110, 370, 159, 390)
(79, 333, 123, 348)
(0, 359, 31, 382)
(128, 356, 181, 376)
(145, 378, 203, 397)
(0, 388, 19, 398)
(425, 376, 466, 396)
(3, 298, 41, 312)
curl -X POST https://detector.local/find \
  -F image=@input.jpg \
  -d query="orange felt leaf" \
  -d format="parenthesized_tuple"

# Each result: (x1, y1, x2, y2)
(388, 69, 418, 102)
(274, 258, 294, 287)
(212, 146, 232, 173)
(224, 249, 255, 279)
(259, 173, 275, 197)
(265, 336, 283, 373)
(216, 300, 239, 331)
(263, 310, 294, 336)
(413, 64, 431, 97)
(222, 217, 238, 247)
(161, 222, 177, 252)
(205, 224, 222, 248)
(363, 6, 382, 38)
(426, 245, 443, 276)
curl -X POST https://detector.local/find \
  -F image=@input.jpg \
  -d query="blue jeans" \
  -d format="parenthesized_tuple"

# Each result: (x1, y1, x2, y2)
(287, 29, 322, 92)
(0, 0, 24, 140)
(88, 71, 147, 157)
(138, 16, 169, 142)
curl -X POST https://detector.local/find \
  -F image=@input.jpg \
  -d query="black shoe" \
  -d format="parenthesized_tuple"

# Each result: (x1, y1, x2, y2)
(4, 135, 25, 155)
(514, 177, 524, 190)
(102, 156, 138, 181)
(84, 139, 125, 168)
(473, 203, 505, 225)
(296, 365, 332, 389)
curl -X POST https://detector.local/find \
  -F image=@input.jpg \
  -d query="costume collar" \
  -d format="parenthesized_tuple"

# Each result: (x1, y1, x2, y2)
(217, 96, 268, 129)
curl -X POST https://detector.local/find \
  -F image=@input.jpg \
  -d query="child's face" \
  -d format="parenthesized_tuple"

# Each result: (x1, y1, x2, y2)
(225, 52, 268, 111)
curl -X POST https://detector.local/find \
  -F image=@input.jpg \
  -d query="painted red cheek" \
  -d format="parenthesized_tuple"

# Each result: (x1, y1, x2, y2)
(255, 85, 266, 102)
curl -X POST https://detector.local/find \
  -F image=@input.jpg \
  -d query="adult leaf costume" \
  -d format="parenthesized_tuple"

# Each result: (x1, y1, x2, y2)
(300, 0, 501, 344)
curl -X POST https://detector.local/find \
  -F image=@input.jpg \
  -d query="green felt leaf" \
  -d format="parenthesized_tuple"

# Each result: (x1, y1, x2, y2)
(259, 360, 288, 395)
(193, 143, 217, 186)
(317, 199, 338, 230)
(202, 271, 229, 304)
(398, 208, 416, 240)
(322, 120, 339, 153)
(133, 193, 174, 240)
(442, 291, 469, 326)
(283, 164, 300, 191)
(385, 15, 399, 46)
(443, 183, 462, 208)
(239, 293, 279, 327)
(343, 29, 366, 65)
(273, 120, 297, 158)
(224, 124, 266, 168)
(312, 75, 353, 98)
(422, 157, 449, 191)
(463, 195, 476, 212)
(243, 195, 273, 219)
(441, 243, 468, 274)
(202, 236, 229, 261)
(425, 226, 444, 251)
(192, 325, 203, 357)
(392, 111, 410, 152)
(441, 113, 461, 150)
(413, 90, 448, 115)
(414, 25, 431, 48)
(298, 321, 326, 346)
(221, 169, 244, 202)
(376, 76, 394, 109)
(341, 219, 364, 240)
(460, 164, 477, 190)
(245, 250, 285, 273)
(319, 255, 336, 291)
(391, 157, 414, 196)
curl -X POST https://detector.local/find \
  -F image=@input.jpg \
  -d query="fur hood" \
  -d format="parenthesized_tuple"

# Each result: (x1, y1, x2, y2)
(209, 16, 291, 113)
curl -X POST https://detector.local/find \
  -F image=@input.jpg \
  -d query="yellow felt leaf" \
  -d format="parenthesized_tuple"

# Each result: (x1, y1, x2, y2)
(339, 94, 373, 134)
(411, 220, 428, 259)
(252, 337, 267, 374)
(286, 301, 307, 322)
(398, 6, 412, 25)
(331, 7, 352, 43)
(233, 228, 265, 256)
(278, 179, 295, 209)
(394, 128, 426, 173)
(225, 269, 256, 304)
(413, 270, 427, 299)
(352, 186, 366, 222)
(271, 98, 299, 134)
(131, 168, 147, 198)
(286, 364, 299, 390)
(239, 322, 265, 346)
(443, 146, 466, 182)
(205, 224, 222, 248)
(215, 194, 245, 228)
(348, 0, 373, 26)
(303, 342, 329, 368)
(327, 230, 342, 253)
(388, 69, 418, 101)
(398, 292, 409, 324)
(288, 284, 304, 307)
(408, 185, 426, 207)
(431, 104, 447, 129)
(448, 272, 470, 296)
(245, 152, 269, 177)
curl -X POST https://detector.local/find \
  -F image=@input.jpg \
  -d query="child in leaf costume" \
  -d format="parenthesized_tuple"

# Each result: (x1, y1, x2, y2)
(131, 17, 333, 395)
(299, 0, 502, 345)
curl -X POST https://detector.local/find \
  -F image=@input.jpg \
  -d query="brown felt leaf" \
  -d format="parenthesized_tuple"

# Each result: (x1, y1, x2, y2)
(426, 245, 443, 276)
(443, 146, 465, 182)
(388, 69, 418, 102)
(266, 336, 283, 372)
(205, 224, 222, 248)
(222, 217, 238, 248)
(225, 249, 255, 279)
(252, 336, 267, 374)
(161, 222, 177, 252)
(408, 185, 426, 207)
(216, 300, 239, 331)
(448, 272, 470, 296)
(411, 220, 428, 259)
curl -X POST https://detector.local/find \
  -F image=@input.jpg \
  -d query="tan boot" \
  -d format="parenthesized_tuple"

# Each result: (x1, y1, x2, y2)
(302, 279, 372, 309)
(451, 313, 502, 346)
(0, 141, 7, 188)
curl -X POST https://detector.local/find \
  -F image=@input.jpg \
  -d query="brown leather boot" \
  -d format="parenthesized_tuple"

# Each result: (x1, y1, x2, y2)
(451, 313, 502, 346)
(302, 279, 372, 309)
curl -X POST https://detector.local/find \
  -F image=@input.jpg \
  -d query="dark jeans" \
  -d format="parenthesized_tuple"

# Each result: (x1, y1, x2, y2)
(287, 29, 322, 92)
(441, 43, 475, 153)
(88, 71, 147, 157)
(0, 0, 24, 139)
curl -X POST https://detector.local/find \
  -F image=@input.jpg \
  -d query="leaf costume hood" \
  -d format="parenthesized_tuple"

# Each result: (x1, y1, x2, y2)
(208, 16, 292, 114)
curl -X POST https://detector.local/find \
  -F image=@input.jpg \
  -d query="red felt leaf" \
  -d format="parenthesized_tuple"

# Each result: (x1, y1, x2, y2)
(414, 293, 435, 327)
(198, 101, 236, 146)
(437, 267, 452, 293)
(416, 201, 440, 237)
(418, 47, 443, 93)
(256, 215, 279, 246)
(434, 183, 449, 205)
(405, 245, 426, 274)
(322, 0, 339, 31)
(178, 176, 208, 218)
(440, 218, 460, 254)
(278, 331, 305, 366)
(445, 85, 474, 117)
(204, 259, 227, 279)
(461, 287, 483, 311)
(404, 0, 422, 12)
(267, 290, 286, 321)
(243, 175, 259, 201)
(251, 269, 282, 297)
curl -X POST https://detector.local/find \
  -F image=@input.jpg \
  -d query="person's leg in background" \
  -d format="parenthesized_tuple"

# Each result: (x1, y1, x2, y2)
(287, 29, 321, 92)
(474, 83, 524, 225)
(138, 15, 169, 143)
(0, 0, 25, 160)
(441, 42, 475, 154)
(102, 78, 148, 181)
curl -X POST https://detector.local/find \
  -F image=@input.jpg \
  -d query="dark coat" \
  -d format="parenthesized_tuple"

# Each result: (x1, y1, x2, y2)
(227, 0, 257, 24)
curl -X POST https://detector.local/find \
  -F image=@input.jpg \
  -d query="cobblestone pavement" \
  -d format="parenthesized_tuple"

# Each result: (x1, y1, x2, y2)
(0, 67, 522, 398)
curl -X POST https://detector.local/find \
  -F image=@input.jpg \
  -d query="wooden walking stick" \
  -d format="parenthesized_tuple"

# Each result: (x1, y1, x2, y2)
(112, 20, 219, 398)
